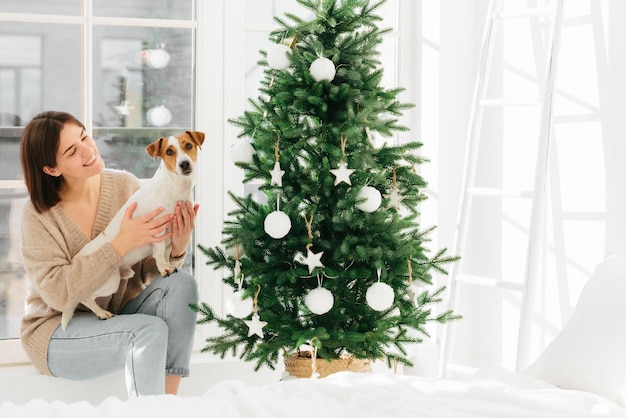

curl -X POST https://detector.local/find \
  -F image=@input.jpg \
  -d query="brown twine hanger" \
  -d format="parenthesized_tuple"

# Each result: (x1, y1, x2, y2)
(310, 337, 319, 376)
(252, 284, 261, 313)
(340, 134, 347, 158)
(274, 133, 280, 162)
(303, 213, 314, 250)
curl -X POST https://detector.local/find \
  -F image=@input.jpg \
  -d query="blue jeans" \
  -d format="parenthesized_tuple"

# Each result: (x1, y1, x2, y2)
(47, 271, 198, 398)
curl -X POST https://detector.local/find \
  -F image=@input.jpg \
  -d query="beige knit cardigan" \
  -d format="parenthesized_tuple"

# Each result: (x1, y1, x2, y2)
(20, 169, 183, 376)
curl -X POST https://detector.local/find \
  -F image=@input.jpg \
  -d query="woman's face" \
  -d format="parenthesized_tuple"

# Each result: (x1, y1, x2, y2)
(43, 122, 104, 181)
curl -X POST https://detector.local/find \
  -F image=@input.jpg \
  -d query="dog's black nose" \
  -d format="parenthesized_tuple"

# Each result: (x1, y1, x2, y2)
(180, 160, 191, 174)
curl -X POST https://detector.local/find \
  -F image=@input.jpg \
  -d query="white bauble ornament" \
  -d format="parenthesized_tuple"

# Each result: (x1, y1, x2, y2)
(226, 291, 254, 318)
(356, 186, 382, 213)
(366, 282, 394, 311)
(264, 210, 292, 239)
(267, 44, 291, 70)
(309, 57, 336, 82)
(230, 141, 255, 164)
(146, 105, 172, 127)
(305, 287, 334, 315)
(145, 48, 171, 69)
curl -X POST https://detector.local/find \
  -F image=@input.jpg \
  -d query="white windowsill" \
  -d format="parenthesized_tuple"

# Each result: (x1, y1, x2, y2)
(0, 351, 283, 405)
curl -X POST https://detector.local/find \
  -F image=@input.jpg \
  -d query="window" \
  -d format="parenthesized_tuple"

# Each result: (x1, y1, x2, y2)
(0, 0, 196, 363)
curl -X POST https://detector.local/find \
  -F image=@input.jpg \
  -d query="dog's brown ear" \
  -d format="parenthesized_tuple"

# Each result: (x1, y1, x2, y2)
(146, 137, 166, 160)
(185, 130, 205, 148)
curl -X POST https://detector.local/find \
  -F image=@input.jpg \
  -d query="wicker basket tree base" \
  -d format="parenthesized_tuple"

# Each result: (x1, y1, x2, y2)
(284, 351, 373, 379)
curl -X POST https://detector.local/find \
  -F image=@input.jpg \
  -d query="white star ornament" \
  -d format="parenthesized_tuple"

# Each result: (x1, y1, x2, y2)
(330, 161, 355, 186)
(384, 187, 405, 209)
(270, 161, 285, 187)
(303, 248, 324, 274)
(244, 313, 267, 338)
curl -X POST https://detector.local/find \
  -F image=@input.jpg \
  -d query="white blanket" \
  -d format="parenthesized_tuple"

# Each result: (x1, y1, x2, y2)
(2, 371, 625, 418)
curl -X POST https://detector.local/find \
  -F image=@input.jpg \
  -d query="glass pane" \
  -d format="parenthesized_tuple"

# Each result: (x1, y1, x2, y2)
(0, 23, 82, 123)
(93, 128, 187, 178)
(0, 129, 21, 181)
(245, 0, 311, 26)
(0, 0, 81, 15)
(0, 187, 28, 340)
(93, 0, 194, 20)
(93, 26, 194, 130)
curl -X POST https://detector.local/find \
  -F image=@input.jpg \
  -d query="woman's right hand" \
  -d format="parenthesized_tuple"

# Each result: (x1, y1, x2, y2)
(110, 202, 173, 257)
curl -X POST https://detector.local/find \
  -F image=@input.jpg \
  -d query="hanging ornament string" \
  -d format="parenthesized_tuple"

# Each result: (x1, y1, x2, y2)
(302, 213, 324, 274)
(275, 135, 280, 162)
(252, 284, 261, 313)
(330, 134, 355, 186)
(270, 133, 285, 187)
(310, 337, 320, 379)
(385, 167, 405, 210)
(316, 271, 324, 288)
(237, 274, 244, 292)
(244, 284, 267, 337)
(304, 213, 314, 248)
(233, 244, 242, 280)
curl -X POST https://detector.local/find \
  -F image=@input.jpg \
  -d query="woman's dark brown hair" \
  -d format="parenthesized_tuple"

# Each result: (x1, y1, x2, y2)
(20, 111, 86, 213)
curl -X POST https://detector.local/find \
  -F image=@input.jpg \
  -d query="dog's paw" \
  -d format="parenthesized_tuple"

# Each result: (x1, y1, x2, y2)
(96, 310, 115, 320)
(160, 265, 178, 277)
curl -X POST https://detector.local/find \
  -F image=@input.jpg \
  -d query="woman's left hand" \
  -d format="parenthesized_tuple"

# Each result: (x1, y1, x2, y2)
(170, 200, 199, 258)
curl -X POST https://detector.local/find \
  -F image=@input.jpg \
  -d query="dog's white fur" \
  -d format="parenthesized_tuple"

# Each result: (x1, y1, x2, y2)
(61, 130, 205, 331)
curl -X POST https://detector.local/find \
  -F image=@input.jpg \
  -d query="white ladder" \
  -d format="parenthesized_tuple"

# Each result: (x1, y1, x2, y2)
(439, 0, 564, 376)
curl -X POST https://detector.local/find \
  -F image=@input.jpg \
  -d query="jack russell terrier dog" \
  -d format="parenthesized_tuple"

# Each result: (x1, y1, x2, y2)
(61, 130, 205, 331)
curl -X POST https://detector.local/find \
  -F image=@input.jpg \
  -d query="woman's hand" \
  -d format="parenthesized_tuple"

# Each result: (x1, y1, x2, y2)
(170, 200, 199, 258)
(110, 202, 173, 257)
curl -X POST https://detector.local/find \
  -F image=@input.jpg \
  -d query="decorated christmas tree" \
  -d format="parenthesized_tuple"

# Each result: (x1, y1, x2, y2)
(192, 0, 458, 373)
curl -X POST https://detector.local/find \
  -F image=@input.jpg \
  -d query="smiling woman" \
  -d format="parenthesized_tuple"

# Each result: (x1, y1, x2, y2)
(18, 110, 199, 398)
